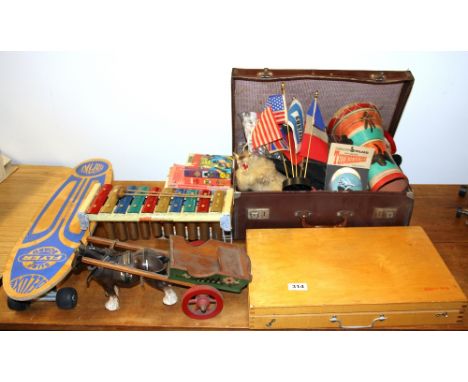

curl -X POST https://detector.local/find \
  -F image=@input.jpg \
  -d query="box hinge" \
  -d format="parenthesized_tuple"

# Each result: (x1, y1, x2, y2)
(257, 68, 273, 78)
(370, 71, 386, 82)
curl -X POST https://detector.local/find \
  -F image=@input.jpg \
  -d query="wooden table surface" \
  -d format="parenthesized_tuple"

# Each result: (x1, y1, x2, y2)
(0, 165, 466, 330)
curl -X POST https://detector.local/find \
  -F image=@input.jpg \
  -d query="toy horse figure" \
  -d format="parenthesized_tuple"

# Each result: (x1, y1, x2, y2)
(74, 245, 177, 311)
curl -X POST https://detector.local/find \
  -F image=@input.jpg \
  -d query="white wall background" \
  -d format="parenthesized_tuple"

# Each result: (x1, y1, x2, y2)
(0, 3, 467, 184)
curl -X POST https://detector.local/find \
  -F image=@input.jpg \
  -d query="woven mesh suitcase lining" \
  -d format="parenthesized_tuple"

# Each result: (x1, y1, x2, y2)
(233, 79, 403, 152)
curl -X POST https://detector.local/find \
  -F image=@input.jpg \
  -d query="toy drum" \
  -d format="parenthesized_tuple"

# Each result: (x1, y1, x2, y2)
(328, 102, 383, 140)
(383, 130, 397, 154)
(329, 102, 408, 192)
(369, 155, 408, 192)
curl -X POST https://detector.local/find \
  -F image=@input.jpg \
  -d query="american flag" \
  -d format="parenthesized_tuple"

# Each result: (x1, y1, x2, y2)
(267, 138, 288, 153)
(252, 107, 283, 149)
(265, 94, 286, 124)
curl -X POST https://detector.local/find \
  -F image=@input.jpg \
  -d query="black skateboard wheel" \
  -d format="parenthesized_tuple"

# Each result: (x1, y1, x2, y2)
(56, 287, 78, 309)
(7, 297, 30, 311)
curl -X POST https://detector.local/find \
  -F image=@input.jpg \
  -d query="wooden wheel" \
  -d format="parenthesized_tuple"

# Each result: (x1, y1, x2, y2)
(187, 240, 206, 246)
(181, 285, 224, 319)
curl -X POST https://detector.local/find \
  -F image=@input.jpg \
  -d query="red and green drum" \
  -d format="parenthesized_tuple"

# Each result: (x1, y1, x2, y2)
(329, 102, 408, 192)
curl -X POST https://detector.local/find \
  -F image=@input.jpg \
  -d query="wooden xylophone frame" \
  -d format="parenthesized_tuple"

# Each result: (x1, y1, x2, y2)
(79, 184, 234, 243)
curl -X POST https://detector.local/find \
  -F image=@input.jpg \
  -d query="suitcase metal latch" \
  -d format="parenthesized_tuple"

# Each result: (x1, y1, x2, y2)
(373, 207, 398, 220)
(247, 208, 270, 220)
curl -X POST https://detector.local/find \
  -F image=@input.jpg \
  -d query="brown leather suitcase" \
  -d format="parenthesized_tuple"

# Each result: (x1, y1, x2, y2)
(231, 68, 415, 240)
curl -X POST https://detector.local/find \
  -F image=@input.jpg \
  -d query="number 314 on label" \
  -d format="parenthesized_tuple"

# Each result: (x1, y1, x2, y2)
(288, 283, 308, 291)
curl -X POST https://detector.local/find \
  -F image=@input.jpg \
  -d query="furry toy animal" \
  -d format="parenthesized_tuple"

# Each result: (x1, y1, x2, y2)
(234, 151, 286, 192)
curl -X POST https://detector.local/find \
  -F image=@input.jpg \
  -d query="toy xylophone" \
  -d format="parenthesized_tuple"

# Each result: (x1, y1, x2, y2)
(79, 184, 233, 242)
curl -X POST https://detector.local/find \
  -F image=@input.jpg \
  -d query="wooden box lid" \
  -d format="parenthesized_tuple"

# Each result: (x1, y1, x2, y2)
(247, 226, 466, 316)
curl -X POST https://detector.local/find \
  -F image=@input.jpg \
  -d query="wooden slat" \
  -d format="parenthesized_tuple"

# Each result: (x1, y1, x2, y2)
(169, 189, 185, 212)
(87, 236, 169, 256)
(100, 186, 124, 213)
(210, 190, 225, 212)
(183, 189, 198, 212)
(86, 184, 113, 214)
(114, 186, 136, 214)
(141, 186, 161, 213)
(154, 188, 173, 213)
(196, 189, 211, 212)
(127, 186, 149, 213)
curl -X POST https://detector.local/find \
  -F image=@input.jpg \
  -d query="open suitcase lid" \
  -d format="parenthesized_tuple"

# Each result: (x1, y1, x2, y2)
(231, 68, 414, 153)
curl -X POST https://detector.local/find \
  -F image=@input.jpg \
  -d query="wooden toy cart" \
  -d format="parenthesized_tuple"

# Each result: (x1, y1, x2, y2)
(79, 235, 252, 319)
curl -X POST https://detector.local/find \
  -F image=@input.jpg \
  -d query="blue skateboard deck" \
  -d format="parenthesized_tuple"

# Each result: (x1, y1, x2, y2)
(3, 159, 113, 301)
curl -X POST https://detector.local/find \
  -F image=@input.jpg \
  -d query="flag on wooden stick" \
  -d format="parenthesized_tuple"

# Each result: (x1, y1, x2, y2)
(251, 106, 283, 149)
(265, 94, 286, 124)
(267, 138, 288, 153)
(287, 98, 305, 153)
(281, 130, 303, 165)
(299, 94, 329, 163)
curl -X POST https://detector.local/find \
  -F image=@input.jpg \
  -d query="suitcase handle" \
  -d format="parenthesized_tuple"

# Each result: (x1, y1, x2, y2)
(296, 210, 354, 228)
(330, 314, 387, 329)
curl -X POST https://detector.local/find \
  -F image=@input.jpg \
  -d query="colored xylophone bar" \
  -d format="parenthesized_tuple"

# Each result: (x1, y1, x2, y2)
(80, 184, 233, 242)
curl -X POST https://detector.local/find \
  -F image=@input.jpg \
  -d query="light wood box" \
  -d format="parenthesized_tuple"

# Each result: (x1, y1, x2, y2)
(247, 226, 466, 329)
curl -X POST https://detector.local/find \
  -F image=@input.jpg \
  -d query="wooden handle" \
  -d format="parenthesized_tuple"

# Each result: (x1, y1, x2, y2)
(87, 236, 169, 256)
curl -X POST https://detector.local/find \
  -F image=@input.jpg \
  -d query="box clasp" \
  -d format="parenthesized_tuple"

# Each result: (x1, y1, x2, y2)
(373, 207, 398, 220)
(247, 208, 270, 220)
